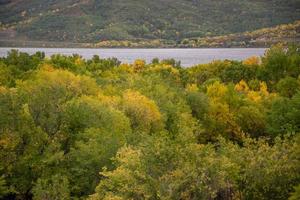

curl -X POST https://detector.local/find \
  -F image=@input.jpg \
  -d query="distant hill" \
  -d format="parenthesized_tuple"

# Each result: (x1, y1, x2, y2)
(179, 20, 300, 47)
(0, 0, 300, 45)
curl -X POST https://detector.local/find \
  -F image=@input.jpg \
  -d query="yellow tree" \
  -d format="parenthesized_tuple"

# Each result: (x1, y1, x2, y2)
(122, 90, 163, 135)
(205, 82, 244, 141)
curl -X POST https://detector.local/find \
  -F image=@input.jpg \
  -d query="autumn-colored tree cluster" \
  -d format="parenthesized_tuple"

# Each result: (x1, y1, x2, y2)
(0, 46, 299, 200)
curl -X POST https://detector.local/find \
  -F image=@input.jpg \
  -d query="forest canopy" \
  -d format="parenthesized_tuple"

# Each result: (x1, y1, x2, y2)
(0, 45, 300, 200)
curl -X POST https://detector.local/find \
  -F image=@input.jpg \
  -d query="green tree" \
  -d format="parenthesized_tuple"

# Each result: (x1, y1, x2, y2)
(186, 91, 209, 121)
(236, 105, 266, 137)
(18, 68, 99, 136)
(0, 171, 8, 198)
(289, 184, 300, 200)
(62, 96, 131, 196)
(276, 76, 299, 98)
(267, 92, 300, 136)
(32, 175, 70, 200)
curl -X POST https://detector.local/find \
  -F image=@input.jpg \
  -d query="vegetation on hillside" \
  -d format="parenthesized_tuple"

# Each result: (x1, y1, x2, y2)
(0, 0, 299, 44)
(0, 45, 299, 199)
(179, 20, 300, 48)
(1, 21, 299, 48)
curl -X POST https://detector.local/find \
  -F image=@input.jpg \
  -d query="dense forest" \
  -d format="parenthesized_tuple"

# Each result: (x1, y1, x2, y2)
(0, 45, 299, 199)
(1, 0, 300, 45)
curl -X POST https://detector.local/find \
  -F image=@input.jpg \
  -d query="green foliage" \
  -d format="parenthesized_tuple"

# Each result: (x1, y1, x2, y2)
(0, 46, 300, 199)
(232, 136, 300, 200)
(262, 44, 300, 83)
(68, 127, 128, 196)
(220, 61, 257, 83)
(0, 171, 8, 198)
(122, 90, 163, 134)
(276, 76, 300, 98)
(236, 105, 266, 137)
(267, 92, 300, 136)
(179, 21, 300, 48)
(289, 184, 300, 200)
(32, 174, 70, 200)
(1, 0, 299, 45)
(186, 91, 209, 121)
(91, 135, 300, 200)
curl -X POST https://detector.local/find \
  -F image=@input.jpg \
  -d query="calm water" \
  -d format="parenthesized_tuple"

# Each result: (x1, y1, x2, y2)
(0, 48, 267, 67)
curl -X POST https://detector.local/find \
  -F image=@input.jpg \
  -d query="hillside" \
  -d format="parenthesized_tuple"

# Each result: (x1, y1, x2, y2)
(0, 0, 300, 44)
(179, 20, 300, 47)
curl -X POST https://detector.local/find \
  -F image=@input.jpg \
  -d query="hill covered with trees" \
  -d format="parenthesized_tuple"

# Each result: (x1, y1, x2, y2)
(0, 45, 300, 199)
(0, 0, 300, 45)
(179, 20, 300, 47)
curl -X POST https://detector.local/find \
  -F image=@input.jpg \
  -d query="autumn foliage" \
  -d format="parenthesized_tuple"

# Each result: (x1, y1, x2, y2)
(0, 46, 299, 199)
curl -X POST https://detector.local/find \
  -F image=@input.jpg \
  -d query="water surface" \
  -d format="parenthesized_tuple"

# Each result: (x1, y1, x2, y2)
(0, 48, 267, 67)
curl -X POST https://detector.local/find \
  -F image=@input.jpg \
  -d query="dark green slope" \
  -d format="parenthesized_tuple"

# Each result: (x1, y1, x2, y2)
(0, 0, 300, 43)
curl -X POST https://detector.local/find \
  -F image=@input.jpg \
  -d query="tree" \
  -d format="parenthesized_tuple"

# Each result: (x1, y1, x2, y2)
(90, 134, 300, 200)
(89, 146, 151, 200)
(62, 95, 131, 139)
(0, 171, 8, 198)
(32, 175, 70, 200)
(221, 61, 256, 83)
(4, 50, 44, 73)
(267, 92, 300, 136)
(204, 82, 244, 141)
(68, 127, 128, 197)
(261, 45, 300, 82)
(186, 91, 209, 121)
(122, 90, 163, 135)
(133, 59, 146, 72)
(236, 105, 266, 137)
(276, 76, 299, 98)
(289, 184, 300, 200)
(243, 56, 260, 66)
(229, 136, 300, 200)
(18, 68, 99, 136)
(0, 62, 14, 87)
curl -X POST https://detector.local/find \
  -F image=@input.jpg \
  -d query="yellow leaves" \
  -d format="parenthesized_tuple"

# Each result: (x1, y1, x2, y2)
(208, 101, 231, 123)
(74, 57, 84, 66)
(0, 130, 20, 150)
(205, 81, 246, 140)
(207, 81, 228, 100)
(185, 83, 199, 92)
(97, 93, 121, 108)
(149, 64, 179, 75)
(93, 146, 150, 200)
(20, 68, 100, 97)
(247, 91, 262, 102)
(118, 63, 134, 73)
(39, 63, 55, 72)
(148, 64, 181, 82)
(0, 86, 7, 94)
(115, 146, 142, 167)
(123, 90, 162, 132)
(235, 80, 249, 93)
(243, 56, 261, 66)
(259, 82, 269, 97)
(133, 59, 146, 72)
(208, 101, 244, 140)
(246, 82, 271, 102)
(234, 80, 272, 103)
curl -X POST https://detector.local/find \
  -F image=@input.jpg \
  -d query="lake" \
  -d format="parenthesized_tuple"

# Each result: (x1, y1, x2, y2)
(0, 48, 267, 67)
